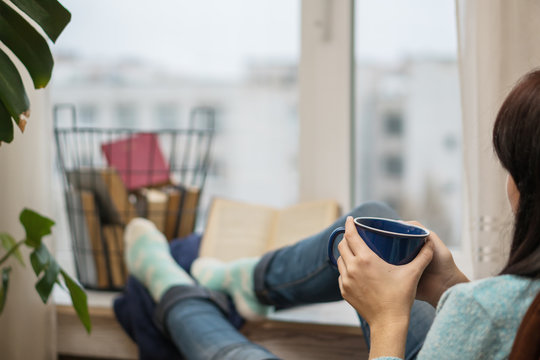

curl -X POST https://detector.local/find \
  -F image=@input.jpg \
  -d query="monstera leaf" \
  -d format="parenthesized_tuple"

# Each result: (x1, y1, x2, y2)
(0, 0, 71, 143)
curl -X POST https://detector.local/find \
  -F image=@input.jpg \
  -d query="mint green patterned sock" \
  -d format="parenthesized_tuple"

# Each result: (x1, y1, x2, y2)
(124, 218, 194, 301)
(191, 257, 272, 320)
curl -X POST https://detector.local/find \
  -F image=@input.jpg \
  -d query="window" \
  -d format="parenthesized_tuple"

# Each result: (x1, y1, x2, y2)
(51, 0, 301, 278)
(154, 104, 179, 129)
(115, 103, 137, 127)
(354, 0, 462, 247)
(384, 113, 403, 136)
(383, 155, 403, 177)
(79, 104, 98, 125)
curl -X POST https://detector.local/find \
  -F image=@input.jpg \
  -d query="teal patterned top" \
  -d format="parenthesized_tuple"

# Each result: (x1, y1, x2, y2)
(375, 275, 540, 360)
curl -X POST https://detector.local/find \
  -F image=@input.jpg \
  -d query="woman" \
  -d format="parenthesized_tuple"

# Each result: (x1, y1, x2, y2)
(123, 69, 540, 359)
(336, 69, 540, 359)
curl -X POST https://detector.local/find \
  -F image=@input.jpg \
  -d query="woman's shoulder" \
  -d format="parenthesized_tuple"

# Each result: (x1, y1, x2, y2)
(450, 274, 540, 297)
(440, 275, 540, 318)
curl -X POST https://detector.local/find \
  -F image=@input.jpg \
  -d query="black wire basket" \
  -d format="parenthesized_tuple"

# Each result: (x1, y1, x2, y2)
(54, 104, 215, 290)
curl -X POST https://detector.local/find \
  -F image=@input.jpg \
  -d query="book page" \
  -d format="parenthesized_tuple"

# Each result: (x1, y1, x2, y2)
(269, 200, 340, 251)
(200, 198, 277, 261)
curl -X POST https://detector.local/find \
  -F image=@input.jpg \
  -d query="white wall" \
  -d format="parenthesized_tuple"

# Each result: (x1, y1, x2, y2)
(0, 58, 56, 359)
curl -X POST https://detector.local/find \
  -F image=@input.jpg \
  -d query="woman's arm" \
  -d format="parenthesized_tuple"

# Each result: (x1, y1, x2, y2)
(336, 216, 434, 359)
(368, 320, 410, 359)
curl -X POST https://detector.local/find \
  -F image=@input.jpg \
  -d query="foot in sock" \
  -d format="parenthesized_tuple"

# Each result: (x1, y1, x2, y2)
(191, 257, 272, 320)
(124, 218, 194, 301)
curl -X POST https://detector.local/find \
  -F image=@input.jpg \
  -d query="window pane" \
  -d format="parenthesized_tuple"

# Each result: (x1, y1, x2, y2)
(51, 1, 300, 276)
(154, 104, 179, 129)
(52, 0, 300, 208)
(79, 104, 98, 125)
(354, 0, 462, 247)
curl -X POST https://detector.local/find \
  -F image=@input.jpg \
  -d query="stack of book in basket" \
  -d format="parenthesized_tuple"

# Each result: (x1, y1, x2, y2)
(65, 133, 200, 290)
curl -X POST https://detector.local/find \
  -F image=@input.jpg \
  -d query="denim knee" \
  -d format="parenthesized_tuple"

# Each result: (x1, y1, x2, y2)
(348, 201, 400, 220)
(154, 284, 233, 336)
(213, 342, 281, 360)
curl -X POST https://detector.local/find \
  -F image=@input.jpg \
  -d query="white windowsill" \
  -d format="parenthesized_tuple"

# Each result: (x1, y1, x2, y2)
(53, 286, 359, 327)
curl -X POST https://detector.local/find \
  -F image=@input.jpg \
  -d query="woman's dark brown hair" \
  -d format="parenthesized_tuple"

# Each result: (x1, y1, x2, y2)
(493, 69, 540, 278)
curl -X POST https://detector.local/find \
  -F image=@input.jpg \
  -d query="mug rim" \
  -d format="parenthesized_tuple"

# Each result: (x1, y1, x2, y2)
(353, 217, 430, 238)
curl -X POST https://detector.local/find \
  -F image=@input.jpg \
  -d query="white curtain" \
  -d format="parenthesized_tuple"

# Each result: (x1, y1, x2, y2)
(0, 63, 56, 358)
(456, 0, 540, 279)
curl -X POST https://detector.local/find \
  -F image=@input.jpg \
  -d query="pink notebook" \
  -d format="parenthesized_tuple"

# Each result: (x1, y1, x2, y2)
(101, 133, 170, 190)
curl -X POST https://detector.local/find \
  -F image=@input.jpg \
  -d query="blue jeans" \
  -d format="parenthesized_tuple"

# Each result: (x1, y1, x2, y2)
(158, 202, 435, 360)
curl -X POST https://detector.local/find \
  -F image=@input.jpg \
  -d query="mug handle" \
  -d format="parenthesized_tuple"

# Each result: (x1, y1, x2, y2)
(328, 226, 345, 267)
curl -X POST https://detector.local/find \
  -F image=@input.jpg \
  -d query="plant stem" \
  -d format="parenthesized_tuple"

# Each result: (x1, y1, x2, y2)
(0, 239, 25, 266)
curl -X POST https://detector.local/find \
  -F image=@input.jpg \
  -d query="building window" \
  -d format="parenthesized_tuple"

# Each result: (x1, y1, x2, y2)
(384, 113, 403, 136)
(354, 0, 462, 247)
(79, 104, 97, 125)
(383, 155, 403, 177)
(155, 104, 179, 128)
(443, 133, 458, 151)
(115, 103, 137, 127)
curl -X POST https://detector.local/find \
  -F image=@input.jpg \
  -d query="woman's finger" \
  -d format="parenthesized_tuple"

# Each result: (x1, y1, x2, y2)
(336, 253, 348, 274)
(406, 239, 434, 276)
(344, 216, 384, 262)
(337, 227, 355, 262)
(344, 216, 370, 255)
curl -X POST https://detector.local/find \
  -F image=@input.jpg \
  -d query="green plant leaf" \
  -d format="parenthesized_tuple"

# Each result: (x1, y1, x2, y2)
(0, 1, 54, 89)
(20, 208, 55, 248)
(30, 244, 50, 276)
(0, 50, 29, 123)
(10, 0, 71, 43)
(0, 102, 14, 143)
(61, 270, 91, 333)
(0, 267, 12, 314)
(0, 233, 24, 266)
(35, 257, 59, 303)
(55, 278, 65, 291)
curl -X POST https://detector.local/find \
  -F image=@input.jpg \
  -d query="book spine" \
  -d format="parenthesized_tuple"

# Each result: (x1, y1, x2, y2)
(175, 187, 201, 239)
(80, 190, 109, 288)
(102, 225, 127, 288)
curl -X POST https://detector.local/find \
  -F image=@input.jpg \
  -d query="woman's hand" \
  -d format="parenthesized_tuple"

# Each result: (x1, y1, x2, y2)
(407, 222, 469, 308)
(337, 216, 434, 359)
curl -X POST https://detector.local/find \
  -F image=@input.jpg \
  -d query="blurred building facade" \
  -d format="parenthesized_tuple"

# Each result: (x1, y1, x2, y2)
(51, 55, 300, 228)
(51, 54, 461, 245)
(356, 58, 462, 246)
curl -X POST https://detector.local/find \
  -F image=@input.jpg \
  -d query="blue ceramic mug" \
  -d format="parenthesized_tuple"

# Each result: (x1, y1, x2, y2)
(328, 217, 429, 267)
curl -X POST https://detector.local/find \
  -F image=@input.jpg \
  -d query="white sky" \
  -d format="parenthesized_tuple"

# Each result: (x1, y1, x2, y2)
(55, 0, 457, 79)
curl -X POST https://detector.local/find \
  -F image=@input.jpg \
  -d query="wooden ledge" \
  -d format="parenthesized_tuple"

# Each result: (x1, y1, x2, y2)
(57, 305, 138, 359)
(57, 305, 367, 359)
(242, 320, 367, 359)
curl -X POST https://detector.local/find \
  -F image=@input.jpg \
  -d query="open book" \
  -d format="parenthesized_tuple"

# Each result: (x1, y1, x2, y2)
(200, 198, 340, 261)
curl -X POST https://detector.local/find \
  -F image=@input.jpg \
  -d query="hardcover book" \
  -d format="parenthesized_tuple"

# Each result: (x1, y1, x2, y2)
(101, 133, 171, 191)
